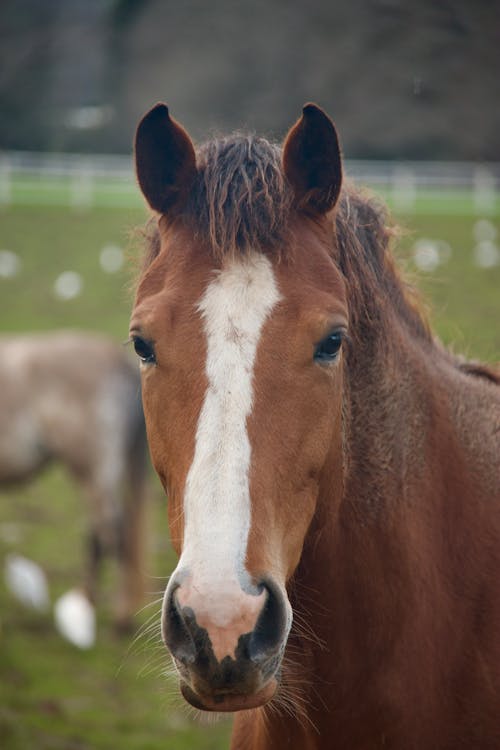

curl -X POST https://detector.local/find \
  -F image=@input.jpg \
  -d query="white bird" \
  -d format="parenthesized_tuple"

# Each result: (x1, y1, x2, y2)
(54, 589, 95, 649)
(4, 554, 50, 612)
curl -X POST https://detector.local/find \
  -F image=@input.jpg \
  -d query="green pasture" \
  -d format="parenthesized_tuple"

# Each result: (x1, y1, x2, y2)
(0, 193, 499, 750)
(5, 171, 500, 217)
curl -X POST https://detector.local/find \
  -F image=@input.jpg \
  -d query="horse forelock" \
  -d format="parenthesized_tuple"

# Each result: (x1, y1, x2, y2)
(139, 134, 292, 268)
(187, 135, 293, 260)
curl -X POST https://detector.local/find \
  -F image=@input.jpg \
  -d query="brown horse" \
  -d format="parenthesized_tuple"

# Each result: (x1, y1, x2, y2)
(0, 331, 148, 629)
(131, 103, 500, 748)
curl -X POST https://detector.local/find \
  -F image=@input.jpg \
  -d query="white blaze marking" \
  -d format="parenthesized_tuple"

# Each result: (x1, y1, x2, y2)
(176, 253, 281, 625)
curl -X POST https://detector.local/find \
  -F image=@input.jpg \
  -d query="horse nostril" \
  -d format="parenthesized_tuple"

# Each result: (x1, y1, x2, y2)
(164, 586, 196, 665)
(164, 576, 289, 677)
(248, 579, 288, 665)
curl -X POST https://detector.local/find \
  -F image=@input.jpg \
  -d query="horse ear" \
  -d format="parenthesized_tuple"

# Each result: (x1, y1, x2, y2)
(134, 103, 197, 214)
(282, 103, 342, 214)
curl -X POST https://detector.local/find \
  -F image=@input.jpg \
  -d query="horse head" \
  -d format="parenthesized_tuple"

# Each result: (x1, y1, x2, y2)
(131, 103, 348, 712)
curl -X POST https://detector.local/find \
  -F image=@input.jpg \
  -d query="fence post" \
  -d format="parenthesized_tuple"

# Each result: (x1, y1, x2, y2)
(391, 166, 417, 212)
(473, 167, 496, 214)
(70, 160, 94, 211)
(0, 154, 12, 208)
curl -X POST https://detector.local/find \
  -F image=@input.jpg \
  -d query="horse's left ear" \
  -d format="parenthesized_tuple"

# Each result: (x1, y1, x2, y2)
(283, 103, 342, 215)
(134, 103, 197, 215)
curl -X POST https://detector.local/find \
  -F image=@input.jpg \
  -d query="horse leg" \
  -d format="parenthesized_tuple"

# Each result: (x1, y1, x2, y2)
(79, 474, 123, 618)
(112, 440, 148, 633)
(84, 525, 104, 605)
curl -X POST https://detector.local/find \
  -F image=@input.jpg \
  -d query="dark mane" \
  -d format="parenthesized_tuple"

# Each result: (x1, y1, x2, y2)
(186, 135, 292, 260)
(334, 185, 432, 345)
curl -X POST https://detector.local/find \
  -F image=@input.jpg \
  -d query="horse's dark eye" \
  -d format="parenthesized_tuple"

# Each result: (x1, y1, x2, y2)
(314, 332, 343, 363)
(133, 336, 156, 364)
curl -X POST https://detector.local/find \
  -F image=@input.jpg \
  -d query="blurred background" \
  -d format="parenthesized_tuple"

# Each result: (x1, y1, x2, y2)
(0, 1, 499, 748)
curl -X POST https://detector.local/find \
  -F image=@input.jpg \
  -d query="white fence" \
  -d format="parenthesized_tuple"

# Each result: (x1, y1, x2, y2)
(347, 159, 499, 213)
(1, 151, 499, 214)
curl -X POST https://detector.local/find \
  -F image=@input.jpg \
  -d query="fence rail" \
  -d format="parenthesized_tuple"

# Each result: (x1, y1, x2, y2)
(1, 151, 499, 214)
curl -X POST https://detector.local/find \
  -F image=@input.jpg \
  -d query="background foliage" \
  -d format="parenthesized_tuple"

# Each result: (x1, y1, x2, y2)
(1, 0, 499, 159)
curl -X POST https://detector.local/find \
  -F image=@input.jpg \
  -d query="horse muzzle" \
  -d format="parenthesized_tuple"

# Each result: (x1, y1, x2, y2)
(162, 575, 290, 712)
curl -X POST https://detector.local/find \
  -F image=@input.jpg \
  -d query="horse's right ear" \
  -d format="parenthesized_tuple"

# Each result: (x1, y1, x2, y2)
(134, 103, 197, 215)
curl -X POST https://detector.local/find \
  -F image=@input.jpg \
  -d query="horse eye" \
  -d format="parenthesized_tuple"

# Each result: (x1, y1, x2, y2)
(314, 332, 343, 363)
(132, 336, 156, 364)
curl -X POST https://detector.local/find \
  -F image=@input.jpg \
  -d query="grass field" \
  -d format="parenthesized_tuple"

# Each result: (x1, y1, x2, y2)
(0, 194, 499, 750)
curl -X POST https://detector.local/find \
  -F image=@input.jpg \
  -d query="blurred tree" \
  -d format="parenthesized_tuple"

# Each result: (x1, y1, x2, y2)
(0, 0, 56, 150)
(0, 0, 498, 159)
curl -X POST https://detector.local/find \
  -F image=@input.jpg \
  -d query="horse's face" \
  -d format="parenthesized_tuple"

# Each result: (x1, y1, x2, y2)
(132, 104, 346, 711)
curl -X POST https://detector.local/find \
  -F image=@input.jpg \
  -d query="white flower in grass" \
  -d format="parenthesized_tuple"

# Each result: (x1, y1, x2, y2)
(4, 554, 50, 612)
(412, 238, 452, 272)
(0, 250, 21, 278)
(54, 589, 95, 649)
(100, 244, 124, 273)
(474, 240, 500, 269)
(413, 239, 440, 272)
(54, 271, 83, 300)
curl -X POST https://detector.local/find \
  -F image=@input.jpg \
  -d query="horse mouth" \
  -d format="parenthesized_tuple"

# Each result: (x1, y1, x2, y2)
(179, 677, 278, 713)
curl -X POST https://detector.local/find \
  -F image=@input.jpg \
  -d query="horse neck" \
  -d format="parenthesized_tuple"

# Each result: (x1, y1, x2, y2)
(289, 307, 456, 665)
(291, 284, 499, 668)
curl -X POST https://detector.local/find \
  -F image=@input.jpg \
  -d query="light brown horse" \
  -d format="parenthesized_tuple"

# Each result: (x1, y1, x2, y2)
(0, 331, 148, 629)
(131, 103, 500, 748)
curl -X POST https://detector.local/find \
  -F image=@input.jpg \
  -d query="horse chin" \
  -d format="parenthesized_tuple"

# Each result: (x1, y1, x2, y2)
(179, 677, 278, 713)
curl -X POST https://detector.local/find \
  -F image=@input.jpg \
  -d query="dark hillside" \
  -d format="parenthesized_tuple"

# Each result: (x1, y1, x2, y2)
(0, 0, 498, 159)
